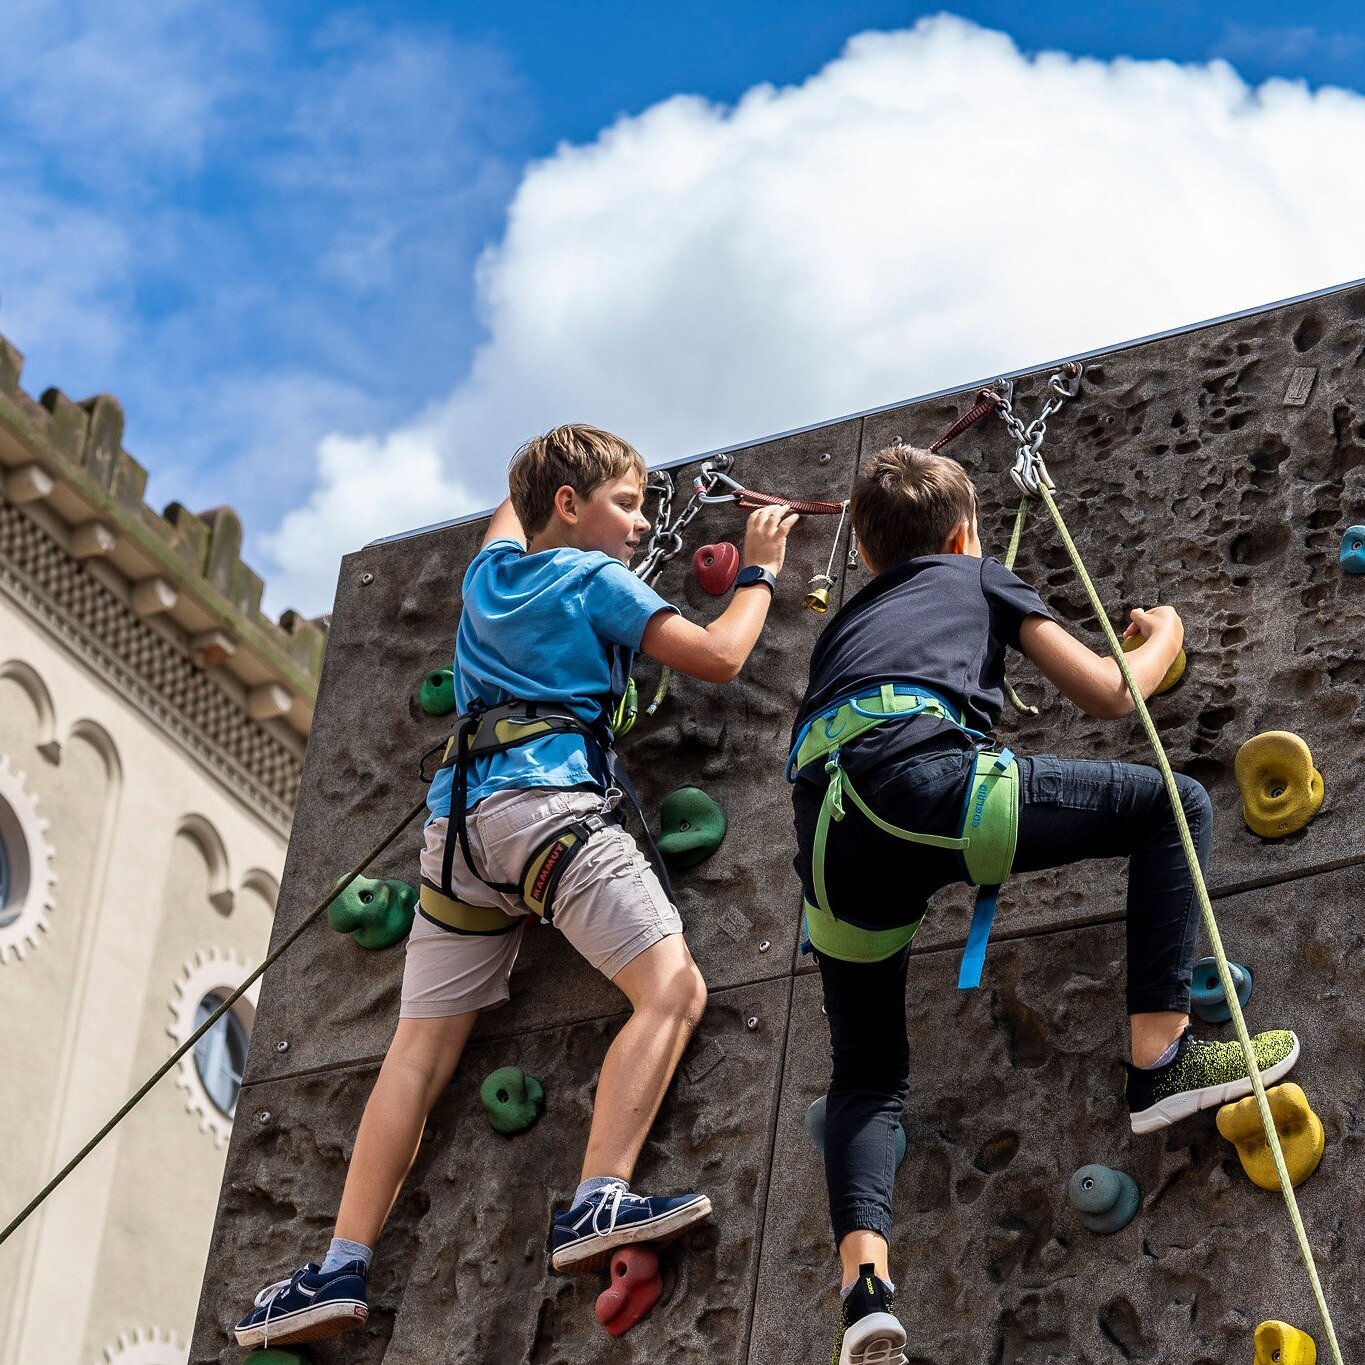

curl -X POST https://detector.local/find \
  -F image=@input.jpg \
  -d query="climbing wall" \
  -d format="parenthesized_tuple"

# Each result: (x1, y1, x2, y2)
(191, 282, 1365, 1362)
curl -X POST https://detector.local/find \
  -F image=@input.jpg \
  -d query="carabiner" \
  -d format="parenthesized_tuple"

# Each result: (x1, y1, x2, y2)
(694, 467, 747, 504)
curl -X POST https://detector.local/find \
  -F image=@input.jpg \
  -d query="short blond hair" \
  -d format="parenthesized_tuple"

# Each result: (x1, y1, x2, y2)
(508, 424, 647, 535)
(851, 446, 978, 570)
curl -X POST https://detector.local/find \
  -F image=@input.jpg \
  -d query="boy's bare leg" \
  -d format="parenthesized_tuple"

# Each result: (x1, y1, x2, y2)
(838, 1230, 890, 1287)
(579, 934, 707, 1183)
(334, 1011, 480, 1247)
(1130, 1010, 1189, 1069)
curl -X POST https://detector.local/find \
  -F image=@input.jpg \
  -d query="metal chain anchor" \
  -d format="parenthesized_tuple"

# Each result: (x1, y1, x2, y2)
(635, 455, 735, 585)
(996, 362, 1082, 498)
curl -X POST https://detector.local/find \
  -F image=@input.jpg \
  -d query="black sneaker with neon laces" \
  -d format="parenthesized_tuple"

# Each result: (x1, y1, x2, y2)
(832, 1264, 906, 1365)
(1127, 1026, 1300, 1133)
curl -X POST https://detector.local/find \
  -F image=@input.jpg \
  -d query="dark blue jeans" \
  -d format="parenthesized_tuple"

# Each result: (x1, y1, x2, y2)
(808, 750, 1212, 1244)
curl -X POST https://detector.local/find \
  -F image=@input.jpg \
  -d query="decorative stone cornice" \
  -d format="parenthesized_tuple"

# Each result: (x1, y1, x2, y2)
(0, 333, 324, 739)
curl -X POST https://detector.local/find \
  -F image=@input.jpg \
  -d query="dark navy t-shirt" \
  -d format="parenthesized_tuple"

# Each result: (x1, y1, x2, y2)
(790, 554, 1053, 912)
(794, 554, 1053, 758)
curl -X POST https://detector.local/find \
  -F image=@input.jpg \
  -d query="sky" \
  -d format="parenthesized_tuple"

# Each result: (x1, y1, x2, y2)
(2, 3, 1364, 613)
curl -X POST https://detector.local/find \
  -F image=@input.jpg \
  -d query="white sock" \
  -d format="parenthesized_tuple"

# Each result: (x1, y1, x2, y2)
(574, 1175, 628, 1206)
(841, 1273, 895, 1299)
(320, 1237, 372, 1275)
(1138, 1036, 1181, 1071)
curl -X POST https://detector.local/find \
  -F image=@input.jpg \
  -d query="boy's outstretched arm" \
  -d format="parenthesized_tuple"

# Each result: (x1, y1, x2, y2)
(640, 505, 798, 684)
(1020, 605, 1184, 720)
(482, 497, 527, 549)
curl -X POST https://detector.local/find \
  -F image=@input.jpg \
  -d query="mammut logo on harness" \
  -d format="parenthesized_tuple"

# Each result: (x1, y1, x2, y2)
(532, 841, 570, 904)
(970, 780, 990, 829)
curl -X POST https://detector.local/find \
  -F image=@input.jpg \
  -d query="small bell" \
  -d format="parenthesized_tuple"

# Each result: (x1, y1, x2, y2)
(805, 574, 833, 613)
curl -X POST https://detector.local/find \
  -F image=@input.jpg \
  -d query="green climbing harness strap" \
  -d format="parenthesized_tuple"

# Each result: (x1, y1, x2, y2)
(790, 684, 1019, 982)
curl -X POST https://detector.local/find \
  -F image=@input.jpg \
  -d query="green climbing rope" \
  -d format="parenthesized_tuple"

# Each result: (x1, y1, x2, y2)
(1001, 499, 1038, 717)
(1032, 476, 1343, 1365)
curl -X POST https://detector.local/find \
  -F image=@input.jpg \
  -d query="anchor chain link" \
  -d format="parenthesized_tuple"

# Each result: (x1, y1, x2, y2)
(995, 362, 1082, 497)
(635, 455, 735, 585)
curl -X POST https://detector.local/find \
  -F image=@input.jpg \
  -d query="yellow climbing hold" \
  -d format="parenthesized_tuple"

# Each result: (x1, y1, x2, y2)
(1218, 1083, 1324, 1191)
(1254, 1319, 1316, 1364)
(1121, 635, 1186, 694)
(1234, 732, 1324, 838)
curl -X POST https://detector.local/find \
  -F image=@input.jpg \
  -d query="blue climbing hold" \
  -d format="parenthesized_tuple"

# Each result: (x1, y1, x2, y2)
(805, 1095, 906, 1170)
(1189, 955, 1253, 1024)
(1340, 525, 1365, 574)
(1067, 1164, 1139, 1234)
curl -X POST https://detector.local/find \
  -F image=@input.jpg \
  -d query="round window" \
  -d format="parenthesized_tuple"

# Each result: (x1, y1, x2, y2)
(0, 755, 55, 961)
(191, 991, 252, 1119)
(0, 828, 12, 929)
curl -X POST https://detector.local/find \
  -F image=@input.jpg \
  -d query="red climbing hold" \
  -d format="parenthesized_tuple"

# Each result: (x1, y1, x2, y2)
(693, 542, 740, 595)
(595, 1245, 662, 1337)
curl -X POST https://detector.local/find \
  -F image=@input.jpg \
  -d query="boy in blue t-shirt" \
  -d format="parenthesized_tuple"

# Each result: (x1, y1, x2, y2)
(791, 446, 1301, 1365)
(235, 424, 797, 1350)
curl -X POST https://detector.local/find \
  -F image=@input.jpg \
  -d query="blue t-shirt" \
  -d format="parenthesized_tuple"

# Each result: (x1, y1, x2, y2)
(427, 539, 676, 818)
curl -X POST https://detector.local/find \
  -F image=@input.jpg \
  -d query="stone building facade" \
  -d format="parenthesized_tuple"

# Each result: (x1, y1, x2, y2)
(0, 332, 323, 1364)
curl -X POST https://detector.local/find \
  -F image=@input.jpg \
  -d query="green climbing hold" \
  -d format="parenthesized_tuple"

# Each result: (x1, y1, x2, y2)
(418, 667, 456, 716)
(244, 1353, 308, 1364)
(804, 1095, 907, 1170)
(328, 875, 417, 950)
(1067, 1164, 1139, 1234)
(480, 1065, 545, 1135)
(657, 787, 727, 869)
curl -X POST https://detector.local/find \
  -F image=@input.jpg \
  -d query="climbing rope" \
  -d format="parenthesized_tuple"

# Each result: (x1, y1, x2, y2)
(0, 795, 430, 1251)
(999, 370, 1344, 1365)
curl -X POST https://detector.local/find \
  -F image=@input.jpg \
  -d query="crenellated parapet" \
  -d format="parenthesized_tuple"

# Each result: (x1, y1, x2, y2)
(0, 332, 323, 739)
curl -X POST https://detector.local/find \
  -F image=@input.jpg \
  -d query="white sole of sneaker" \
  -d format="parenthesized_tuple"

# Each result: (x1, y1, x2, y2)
(840, 1311, 908, 1365)
(551, 1194, 713, 1273)
(1129, 1036, 1300, 1134)
(233, 1298, 369, 1348)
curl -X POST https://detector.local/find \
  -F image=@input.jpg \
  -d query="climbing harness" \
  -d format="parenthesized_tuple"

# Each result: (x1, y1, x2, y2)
(0, 792, 431, 1251)
(990, 366, 1344, 1364)
(424, 698, 672, 934)
(787, 683, 1018, 984)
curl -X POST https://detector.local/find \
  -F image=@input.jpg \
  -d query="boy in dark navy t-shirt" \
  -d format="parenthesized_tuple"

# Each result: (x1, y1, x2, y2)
(793, 446, 1301, 1365)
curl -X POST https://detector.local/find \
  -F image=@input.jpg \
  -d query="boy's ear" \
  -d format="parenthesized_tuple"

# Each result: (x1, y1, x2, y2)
(943, 520, 969, 554)
(552, 485, 579, 525)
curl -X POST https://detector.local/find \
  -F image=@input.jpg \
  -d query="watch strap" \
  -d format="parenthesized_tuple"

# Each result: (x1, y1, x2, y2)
(734, 565, 777, 594)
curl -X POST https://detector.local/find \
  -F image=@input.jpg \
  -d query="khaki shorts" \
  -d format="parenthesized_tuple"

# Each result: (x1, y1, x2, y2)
(401, 787, 682, 1018)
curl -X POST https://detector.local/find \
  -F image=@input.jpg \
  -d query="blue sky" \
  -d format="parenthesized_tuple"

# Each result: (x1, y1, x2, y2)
(3, 4, 1363, 611)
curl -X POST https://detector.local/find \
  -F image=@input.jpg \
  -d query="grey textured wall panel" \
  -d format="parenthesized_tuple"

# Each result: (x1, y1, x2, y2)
(751, 867, 1362, 1364)
(195, 282, 1364, 1361)
(193, 979, 789, 1362)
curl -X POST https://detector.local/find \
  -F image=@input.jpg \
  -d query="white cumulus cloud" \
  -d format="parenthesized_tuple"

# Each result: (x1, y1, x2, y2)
(266, 14, 1365, 611)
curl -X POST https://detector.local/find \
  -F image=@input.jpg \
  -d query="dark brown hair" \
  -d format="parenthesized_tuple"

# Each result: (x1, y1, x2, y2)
(850, 445, 978, 570)
(508, 424, 647, 535)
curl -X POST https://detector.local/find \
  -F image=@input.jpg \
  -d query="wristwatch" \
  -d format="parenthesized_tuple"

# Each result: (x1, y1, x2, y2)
(734, 565, 777, 595)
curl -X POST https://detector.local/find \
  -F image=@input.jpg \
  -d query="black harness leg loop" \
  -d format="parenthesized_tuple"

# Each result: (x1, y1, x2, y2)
(444, 708, 519, 899)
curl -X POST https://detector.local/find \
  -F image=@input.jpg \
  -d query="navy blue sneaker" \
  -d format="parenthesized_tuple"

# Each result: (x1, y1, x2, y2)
(232, 1261, 369, 1348)
(551, 1186, 712, 1273)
